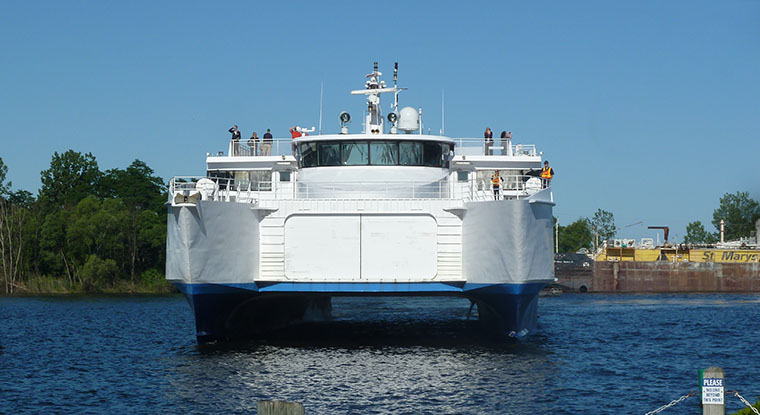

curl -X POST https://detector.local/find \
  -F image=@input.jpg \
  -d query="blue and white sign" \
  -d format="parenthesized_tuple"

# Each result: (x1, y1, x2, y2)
(702, 377, 724, 405)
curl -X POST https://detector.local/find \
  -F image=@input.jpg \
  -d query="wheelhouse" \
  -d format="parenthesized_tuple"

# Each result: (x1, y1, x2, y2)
(297, 137, 455, 169)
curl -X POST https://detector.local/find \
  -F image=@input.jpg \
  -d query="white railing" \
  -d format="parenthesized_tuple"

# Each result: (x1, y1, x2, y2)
(170, 174, 550, 204)
(218, 138, 538, 158)
(452, 138, 537, 157)
(295, 181, 451, 199)
(223, 138, 297, 157)
(461, 175, 549, 201)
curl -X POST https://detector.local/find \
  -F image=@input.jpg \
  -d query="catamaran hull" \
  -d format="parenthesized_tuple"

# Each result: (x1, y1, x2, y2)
(167, 195, 554, 343)
(171, 281, 547, 342)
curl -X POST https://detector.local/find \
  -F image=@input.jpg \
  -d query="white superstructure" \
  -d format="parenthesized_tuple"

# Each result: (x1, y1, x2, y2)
(166, 63, 555, 343)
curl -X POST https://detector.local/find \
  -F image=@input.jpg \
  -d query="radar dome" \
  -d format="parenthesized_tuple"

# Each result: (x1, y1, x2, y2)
(398, 106, 419, 132)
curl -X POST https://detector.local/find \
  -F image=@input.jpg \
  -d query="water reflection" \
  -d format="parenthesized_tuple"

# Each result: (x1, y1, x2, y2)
(164, 297, 558, 414)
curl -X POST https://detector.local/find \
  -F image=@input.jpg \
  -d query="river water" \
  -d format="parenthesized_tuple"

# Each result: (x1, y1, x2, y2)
(1, 293, 759, 414)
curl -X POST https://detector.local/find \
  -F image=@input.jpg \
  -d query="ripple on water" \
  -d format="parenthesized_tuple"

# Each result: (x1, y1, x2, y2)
(1, 294, 759, 414)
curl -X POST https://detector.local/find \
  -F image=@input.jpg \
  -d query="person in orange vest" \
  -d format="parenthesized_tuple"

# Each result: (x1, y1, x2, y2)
(540, 160, 554, 188)
(491, 170, 503, 200)
(289, 126, 302, 156)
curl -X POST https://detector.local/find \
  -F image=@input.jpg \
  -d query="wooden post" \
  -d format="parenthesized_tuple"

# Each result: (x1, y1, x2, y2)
(258, 400, 305, 415)
(701, 367, 725, 415)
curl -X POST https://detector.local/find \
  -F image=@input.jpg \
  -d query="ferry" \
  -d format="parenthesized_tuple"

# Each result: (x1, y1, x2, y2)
(166, 63, 555, 343)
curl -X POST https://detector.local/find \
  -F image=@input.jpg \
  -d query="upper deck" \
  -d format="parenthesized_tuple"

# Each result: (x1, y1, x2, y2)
(170, 133, 551, 206)
(212, 134, 541, 171)
(174, 63, 551, 206)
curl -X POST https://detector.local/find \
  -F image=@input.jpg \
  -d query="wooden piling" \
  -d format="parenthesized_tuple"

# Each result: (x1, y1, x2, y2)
(258, 400, 305, 415)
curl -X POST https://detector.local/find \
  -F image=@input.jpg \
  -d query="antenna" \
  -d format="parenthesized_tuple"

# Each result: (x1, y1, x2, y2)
(441, 88, 445, 136)
(393, 62, 399, 113)
(318, 81, 324, 135)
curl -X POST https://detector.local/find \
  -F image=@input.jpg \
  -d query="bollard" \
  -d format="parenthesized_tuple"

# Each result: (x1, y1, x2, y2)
(701, 367, 725, 415)
(258, 400, 305, 415)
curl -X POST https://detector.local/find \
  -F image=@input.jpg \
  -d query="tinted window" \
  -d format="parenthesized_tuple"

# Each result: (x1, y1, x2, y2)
(299, 142, 317, 167)
(422, 142, 443, 167)
(341, 142, 369, 165)
(369, 141, 399, 165)
(399, 141, 423, 166)
(318, 142, 341, 166)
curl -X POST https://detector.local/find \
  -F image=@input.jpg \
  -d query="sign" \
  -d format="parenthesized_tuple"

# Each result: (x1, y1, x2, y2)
(695, 249, 760, 263)
(702, 377, 724, 405)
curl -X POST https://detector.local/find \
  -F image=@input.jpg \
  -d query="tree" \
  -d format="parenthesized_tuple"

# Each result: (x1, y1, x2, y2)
(590, 209, 616, 242)
(99, 160, 166, 212)
(0, 157, 31, 293)
(39, 150, 101, 210)
(0, 157, 10, 196)
(712, 192, 760, 241)
(558, 218, 592, 253)
(684, 221, 717, 244)
(99, 160, 166, 281)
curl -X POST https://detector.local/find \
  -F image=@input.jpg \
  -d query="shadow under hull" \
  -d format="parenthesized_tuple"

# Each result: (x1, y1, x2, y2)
(172, 281, 548, 343)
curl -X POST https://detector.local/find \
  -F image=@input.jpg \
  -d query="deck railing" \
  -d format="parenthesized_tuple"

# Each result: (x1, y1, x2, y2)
(218, 138, 538, 158)
(453, 138, 537, 157)
(170, 175, 549, 203)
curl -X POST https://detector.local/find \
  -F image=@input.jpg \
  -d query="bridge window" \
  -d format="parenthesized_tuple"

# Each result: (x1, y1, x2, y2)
(399, 142, 423, 166)
(300, 142, 317, 167)
(299, 140, 452, 168)
(341, 141, 369, 165)
(369, 141, 398, 165)
(422, 142, 443, 167)
(318, 142, 341, 166)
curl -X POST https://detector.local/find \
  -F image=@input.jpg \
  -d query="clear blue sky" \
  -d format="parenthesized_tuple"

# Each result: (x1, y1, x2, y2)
(1, 1, 758, 241)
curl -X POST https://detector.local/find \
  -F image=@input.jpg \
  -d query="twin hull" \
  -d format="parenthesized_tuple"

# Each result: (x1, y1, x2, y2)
(166, 196, 554, 342)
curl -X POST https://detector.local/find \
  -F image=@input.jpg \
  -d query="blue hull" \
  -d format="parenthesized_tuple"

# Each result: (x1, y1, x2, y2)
(173, 281, 548, 343)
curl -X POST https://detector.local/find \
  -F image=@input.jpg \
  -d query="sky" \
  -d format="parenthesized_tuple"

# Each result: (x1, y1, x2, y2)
(1, 1, 758, 242)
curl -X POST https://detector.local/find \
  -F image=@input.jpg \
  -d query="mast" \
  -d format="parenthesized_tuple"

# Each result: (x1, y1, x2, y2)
(350, 62, 400, 134)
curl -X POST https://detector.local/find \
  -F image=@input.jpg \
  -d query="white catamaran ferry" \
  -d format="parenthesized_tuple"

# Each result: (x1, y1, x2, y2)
(166, 63, 555, 343)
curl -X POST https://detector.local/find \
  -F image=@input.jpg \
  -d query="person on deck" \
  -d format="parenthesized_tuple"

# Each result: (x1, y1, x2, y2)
(228, 125, 241, 156)
(491, 170, 503, 200)
(248, 131, 259, 156)
(541, 160, 554, 188)
(290, 126, 302, 156)
(484, 127, 493, 155)
(261, 129, 273, 156)
(501, 131, 513, 156)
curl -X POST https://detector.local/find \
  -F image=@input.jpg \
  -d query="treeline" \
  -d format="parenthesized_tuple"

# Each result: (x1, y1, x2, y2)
(555, 209, 617, 253)
(0, 151, 169, 294)
(555, 193, 760, 253)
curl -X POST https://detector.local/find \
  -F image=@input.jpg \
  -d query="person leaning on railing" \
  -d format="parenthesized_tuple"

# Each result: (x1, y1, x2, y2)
(289, 126, 302, 156)
(541, 160, 554, 188)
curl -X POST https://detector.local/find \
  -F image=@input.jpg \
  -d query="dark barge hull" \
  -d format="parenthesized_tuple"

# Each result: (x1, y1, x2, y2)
(556, 261, 760, 293)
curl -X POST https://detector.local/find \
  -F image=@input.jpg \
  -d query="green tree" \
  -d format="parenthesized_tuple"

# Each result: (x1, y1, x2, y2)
(712, 192, 760, 241)
(684, 221, 717, 244)
(99, 160, 166, 212)
(39, 150, 101, 210)
(80, 254, 118, 292)
(591, 209, 616, 242)
(558, 218, 592, 253)
(100, 160, 166, 281)
(39, 209, 73, 283)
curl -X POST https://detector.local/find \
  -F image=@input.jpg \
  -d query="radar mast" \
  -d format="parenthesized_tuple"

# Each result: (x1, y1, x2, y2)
(350, 62, 402, 134)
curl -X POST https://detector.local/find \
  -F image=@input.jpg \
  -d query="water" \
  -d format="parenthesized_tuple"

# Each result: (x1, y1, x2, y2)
(1, 294, 759, 414)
